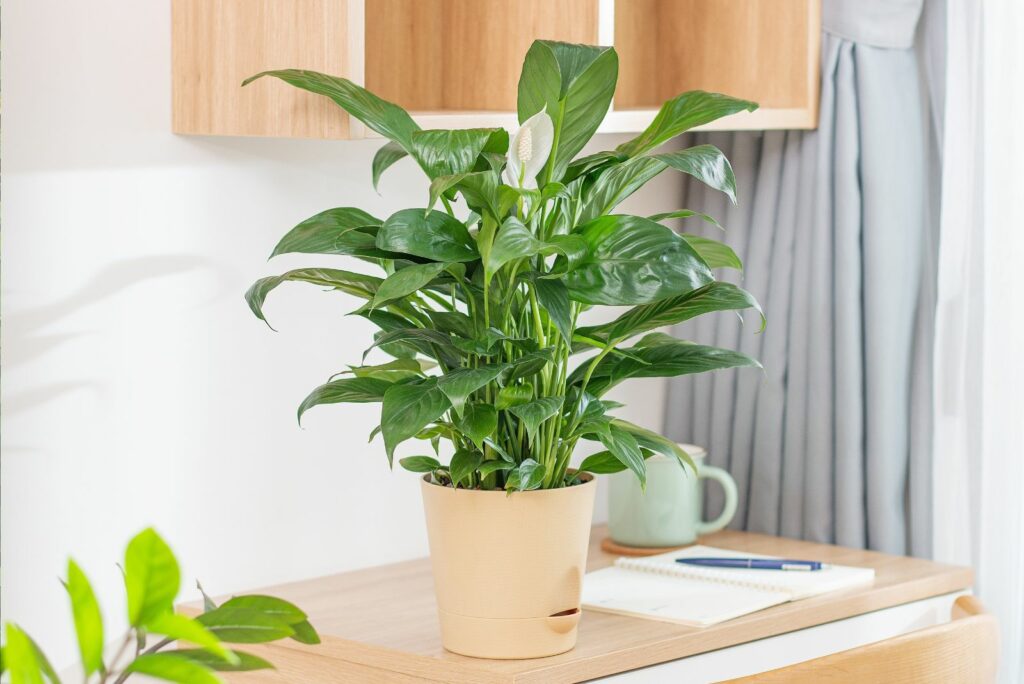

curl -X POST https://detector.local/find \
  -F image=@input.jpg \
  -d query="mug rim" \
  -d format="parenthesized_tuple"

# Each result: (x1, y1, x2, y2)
(647, 443, 707, 462)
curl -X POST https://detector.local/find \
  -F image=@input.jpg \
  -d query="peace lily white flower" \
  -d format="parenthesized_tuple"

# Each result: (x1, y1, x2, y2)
(504, 109, 554, 189)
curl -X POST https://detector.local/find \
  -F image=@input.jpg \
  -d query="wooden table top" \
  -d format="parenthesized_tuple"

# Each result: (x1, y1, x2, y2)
(206, 525, 972, 684)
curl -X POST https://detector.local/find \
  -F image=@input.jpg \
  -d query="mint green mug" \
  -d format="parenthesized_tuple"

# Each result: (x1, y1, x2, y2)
(608, 444, 738, 547)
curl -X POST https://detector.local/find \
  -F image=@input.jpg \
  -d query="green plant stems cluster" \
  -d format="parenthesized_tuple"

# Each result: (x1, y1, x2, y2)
(244, 40, 766, 492)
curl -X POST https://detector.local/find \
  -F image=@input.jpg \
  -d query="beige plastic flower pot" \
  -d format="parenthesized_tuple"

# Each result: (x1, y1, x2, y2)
(420, 473, 597, 659)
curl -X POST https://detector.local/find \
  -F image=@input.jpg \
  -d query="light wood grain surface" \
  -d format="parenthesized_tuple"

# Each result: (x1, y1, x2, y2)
(192, 525, 971, 683)
(172, 0, 351, 138)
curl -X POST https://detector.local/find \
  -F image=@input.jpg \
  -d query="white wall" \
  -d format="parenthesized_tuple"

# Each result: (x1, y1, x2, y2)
(0, 0, 674, 668)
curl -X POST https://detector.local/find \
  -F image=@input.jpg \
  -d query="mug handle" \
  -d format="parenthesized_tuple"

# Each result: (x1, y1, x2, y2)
(695, 465, 738, 535)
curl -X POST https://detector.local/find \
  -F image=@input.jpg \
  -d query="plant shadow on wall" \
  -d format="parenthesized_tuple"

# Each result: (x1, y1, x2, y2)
(1, 528, 319, 683)
(245, 40, 765, 491)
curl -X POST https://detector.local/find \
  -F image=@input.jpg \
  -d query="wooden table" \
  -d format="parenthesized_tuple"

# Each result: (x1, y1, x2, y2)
(206, 525, 972, 683)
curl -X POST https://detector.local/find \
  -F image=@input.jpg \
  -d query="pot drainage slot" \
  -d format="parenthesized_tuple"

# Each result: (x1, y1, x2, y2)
(548, 608, 580, 618)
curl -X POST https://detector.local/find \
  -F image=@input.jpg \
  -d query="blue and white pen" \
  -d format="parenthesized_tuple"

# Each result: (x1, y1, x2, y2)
(676, 557, 830, 571)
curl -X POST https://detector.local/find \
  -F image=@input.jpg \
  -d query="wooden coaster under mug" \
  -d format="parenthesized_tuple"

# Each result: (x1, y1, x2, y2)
(600, 537, 692, 557)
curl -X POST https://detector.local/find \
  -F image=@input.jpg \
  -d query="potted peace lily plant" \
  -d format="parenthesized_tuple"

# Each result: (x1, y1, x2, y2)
(245, 40, 763, 659)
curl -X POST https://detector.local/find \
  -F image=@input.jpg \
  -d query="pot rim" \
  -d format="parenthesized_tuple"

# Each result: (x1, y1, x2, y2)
(420, 471, 595, 496)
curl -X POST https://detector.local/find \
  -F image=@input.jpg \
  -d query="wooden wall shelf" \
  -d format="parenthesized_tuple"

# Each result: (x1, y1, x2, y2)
(171, 0, 821, 139)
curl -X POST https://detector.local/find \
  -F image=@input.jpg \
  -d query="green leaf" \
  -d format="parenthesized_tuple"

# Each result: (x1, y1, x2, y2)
(411, 128, 508, 179)
(3, 624, 60, 684)
(364, 328, 460, 367)
(347, 359, 431, 382)
(495, 383, 534, 410)
(598, 424, 646, 488)
(288, 620, 321, 645)
(648, 209, 724, 230)
(563, 150, 627, 184)
(577, 450, 629, 475)
(218, 596, 306, 625)
(654, 145, 739, 204)
(506, 458, 546, 492)
(371, 262, 448, 308)
(297, 378, 391, 424)
(270, 208, 382, 258)
(196, 607, 295, 644)
(612, 419, 696, 473)
(579, 156, 667, 223)
(147, 612, 235, 664)
(478, 460, 515, 477)
(485, 217, 544, 280)
(436, 365, 505, 416)
(572, 339, 762, 395)
(246, 268, 383, 328)
(681, 235, 742, 271)
(377, 209, 478, 263)
(427, 173, 467, 212)
(533, 279, 572, 344)
(124, 653, 222, 684)
(518, 41, 619, 181)
(196, 581, 217, 612)
(508, 396, 563, 445)
(454, 403, 498, 449)
(565, 215, 714, 305)
(125, 528, 180, 627)
(503, 349, 554, 384)
(372, 141, 408, 190)
(243, 70, 419, 151)
(399, 455, 441, 473)
(616, 91, 758, 158)
(65, 559, 104, 676)
(381, 378, 451, 465)
(449, 449, 483, 486)
(171, 650, 274, 673)
(426, 310, 475, 339)
(578, 282, 763, 342)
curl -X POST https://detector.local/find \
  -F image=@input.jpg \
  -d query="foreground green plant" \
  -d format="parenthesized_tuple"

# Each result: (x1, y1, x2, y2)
(245, 40, 764, 491)
(1, 528, 319, 683)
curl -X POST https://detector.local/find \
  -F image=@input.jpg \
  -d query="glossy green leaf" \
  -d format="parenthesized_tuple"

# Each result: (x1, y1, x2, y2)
(243, 70, 419, 151)
(506, 458, 546, 491)
(171, 650, 274, 673)
(376, 209, 478, 263)
(219, 596, 306, 625)
(508, 396, 563, 445)
(478, 460, 515, 477)
(564, 215, 714, 305)
(437, 365, 505, 416)
(381, 378, 452, 464)
(123, 653, 222, 684)
(196, 607, 295, 644)
(654, 145, 739, 204)
(616, 91, 758, 157)
(65, 559, 104, 675)
(578, 156, 666, 223)
(454, 403, 498, 449)
(517, 41, 618, 181)
(572, 339, 762, 395)
(612, 419, 696, 473)
(372, 141, 408, 190)
(246, 269, 383, 328)
(533, 278, 572, 344)
(485, 217, 543, 280)
(449, 449, 483, 485)
(371, 262, 448, 309)
(399, 455, 441, 473)
(495, 383, 534, 410)
(147, 612, 235, 663)
(288, 620, 321, 645)
(125, 528, 180, 627)
(578, 282, 763, 342)
(297, 378, 391, 424)
(563, 150, 627, 184)
(347, 359, 430, 382)
(598, 424, 646, 488)
(681, 235, 743, 271)
(411, 128, 508, 179)
(648, 209, 724, 230)
(270, 208, 382, 258)
(3, 624, 59, 684)
(364, 328, 460, 367)
(503, 349, 554, 384)
(577, 450, 628, 475)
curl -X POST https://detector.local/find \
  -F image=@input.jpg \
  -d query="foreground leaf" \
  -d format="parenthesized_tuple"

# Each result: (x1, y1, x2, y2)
(3, 624, 60, 684)
(147, 612, 235, 664)
(65, 560, 104, 676)
(297, 378, 392, 424)
(598, 424, 646, 488)
(124, 653, 222, 684)
(399, 456, 441, 473)
(288, 619, 321, 645)
(219, 596, 306, 625)
(196, 607, 295, 644)
(125, 528, 180, 627)
(270, 207, 382, 258)
(455, 403, 498, 449)
(449, 449, 483, 486)
(616, 91, 757, 157)
(411, 128, 508, 179)
(381, 378, 452, 464)
(171, 650, 274, 673)
(377, 209, 478, 263)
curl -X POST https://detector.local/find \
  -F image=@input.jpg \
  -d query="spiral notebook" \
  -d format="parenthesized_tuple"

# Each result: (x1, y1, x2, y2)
(582, 545, 875, 627)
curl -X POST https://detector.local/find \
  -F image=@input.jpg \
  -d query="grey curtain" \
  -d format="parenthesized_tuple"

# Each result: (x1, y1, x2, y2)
(663, 0, 936, 556)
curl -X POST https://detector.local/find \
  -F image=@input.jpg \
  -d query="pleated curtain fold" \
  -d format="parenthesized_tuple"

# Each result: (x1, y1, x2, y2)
(663, 0, 935, 556)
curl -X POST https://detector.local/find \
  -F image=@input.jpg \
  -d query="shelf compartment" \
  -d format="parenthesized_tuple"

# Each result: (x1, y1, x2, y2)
(365, 0, 599, 113)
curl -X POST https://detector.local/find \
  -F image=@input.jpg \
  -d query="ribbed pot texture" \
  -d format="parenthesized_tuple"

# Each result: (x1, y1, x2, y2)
(420, 473, 597, 659)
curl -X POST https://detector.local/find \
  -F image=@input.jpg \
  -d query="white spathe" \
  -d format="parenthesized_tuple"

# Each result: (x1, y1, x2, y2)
(504, 110, 554, 189)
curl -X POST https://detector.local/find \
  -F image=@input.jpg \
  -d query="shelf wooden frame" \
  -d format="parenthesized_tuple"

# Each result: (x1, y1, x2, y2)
(171, 0, 821, 139)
